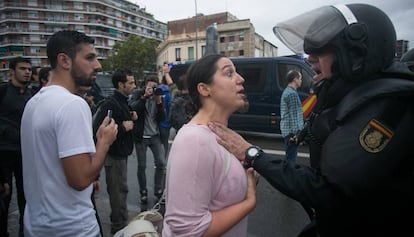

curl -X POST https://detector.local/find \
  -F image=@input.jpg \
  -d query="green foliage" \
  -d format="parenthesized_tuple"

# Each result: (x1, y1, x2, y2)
(100, 35, 159, 80)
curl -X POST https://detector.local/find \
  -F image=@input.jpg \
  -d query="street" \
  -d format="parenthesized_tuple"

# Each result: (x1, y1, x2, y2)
(8, 131, 311, 237)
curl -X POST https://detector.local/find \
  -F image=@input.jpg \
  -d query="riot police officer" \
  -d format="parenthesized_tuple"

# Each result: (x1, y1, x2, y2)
(208, 4, 414, 236)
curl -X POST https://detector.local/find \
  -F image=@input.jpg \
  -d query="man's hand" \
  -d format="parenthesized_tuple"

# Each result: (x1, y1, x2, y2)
(163, 63, 170, 74)
(208, 121, 251, 161)
(96, 116, 118, 146)
(1, 183, 10, 197)
(122, 120, 134, 132)
(130, 111, 138, 121)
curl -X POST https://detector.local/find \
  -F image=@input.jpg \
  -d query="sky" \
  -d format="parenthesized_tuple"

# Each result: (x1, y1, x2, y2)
(129, 0, 414, 56)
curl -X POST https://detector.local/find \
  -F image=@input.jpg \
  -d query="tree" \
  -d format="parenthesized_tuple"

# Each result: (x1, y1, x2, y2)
(101, 35, 159, 82)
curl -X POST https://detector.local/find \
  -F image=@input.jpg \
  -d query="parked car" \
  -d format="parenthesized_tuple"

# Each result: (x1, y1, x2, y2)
(169, 57, 315, 135)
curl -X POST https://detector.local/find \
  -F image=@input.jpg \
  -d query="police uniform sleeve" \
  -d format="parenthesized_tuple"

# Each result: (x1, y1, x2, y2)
(253, 153, 338, 210)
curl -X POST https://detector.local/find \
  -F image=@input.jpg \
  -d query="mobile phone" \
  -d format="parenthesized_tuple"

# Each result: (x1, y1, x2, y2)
(107, 109, 113, 119)
(168, 63, 173, 69)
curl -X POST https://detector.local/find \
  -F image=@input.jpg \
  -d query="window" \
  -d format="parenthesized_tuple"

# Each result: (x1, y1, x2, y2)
(239, 50, 244, 56)
(108, 39, 115, 47)
(236, 63, 267, 93)
(220, 37, 225, 43)
(175, 48, 181, 61)
(27, 11, 38, 19)
(74, 14, 84, 21)
(74, 25, 84, 31)
(30, 47, 40, 54)
(277, 63, 312, 94)
(29, 23, 39, 31)
(201, 45, 206, 56)
(28, 0, 38, 7)
(30, 35, 40, 42)
(229, 36, 235, 42)
(188, 47, 194, 60)
(239, 34, 244, 41)
(73, 2, 83, 9)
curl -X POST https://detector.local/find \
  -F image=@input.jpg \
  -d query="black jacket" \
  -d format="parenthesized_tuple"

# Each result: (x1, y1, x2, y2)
(252, 70, 414, 236)
(93, 90, 134, 158)
(128, 89, 165, 142)
(0, 82, 32, 151)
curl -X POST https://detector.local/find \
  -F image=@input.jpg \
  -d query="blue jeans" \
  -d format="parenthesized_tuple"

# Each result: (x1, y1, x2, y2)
(283, 135, 298, 162)
(134, 135, 166, 194)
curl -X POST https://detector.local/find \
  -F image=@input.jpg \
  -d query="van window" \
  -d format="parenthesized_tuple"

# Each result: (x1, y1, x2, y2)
(236, 63, 266, 93)
(277, 63, 312, 94)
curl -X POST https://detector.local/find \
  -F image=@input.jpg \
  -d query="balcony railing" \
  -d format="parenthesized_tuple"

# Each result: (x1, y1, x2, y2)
(0, 1, 161, 26)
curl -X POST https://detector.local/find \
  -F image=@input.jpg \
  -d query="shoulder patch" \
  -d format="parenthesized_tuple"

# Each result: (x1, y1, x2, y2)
(359, 119, 393, 153)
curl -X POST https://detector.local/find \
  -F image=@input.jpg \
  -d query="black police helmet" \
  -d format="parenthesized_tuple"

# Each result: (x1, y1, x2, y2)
(274, 4, 396, 81)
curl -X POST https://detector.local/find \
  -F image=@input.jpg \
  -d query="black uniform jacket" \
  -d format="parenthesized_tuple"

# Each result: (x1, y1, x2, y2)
(253, 69, 414, 236)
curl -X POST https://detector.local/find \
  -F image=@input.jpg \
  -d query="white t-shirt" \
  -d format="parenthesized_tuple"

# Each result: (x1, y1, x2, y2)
(21, 85, 99, 237)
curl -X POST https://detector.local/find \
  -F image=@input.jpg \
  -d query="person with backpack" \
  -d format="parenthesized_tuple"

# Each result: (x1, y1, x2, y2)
(92, 69, 137, 234)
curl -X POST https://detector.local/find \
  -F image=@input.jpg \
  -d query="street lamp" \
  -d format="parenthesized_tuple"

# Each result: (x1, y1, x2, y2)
(194, 0, 198, 59)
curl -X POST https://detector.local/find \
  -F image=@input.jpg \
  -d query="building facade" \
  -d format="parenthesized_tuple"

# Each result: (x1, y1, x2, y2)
(395, 39, 409, 61)
(0, 0, 167, 81)
(156, 12, 278, 69)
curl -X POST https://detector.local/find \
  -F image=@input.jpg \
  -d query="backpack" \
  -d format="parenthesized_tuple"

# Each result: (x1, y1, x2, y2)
(169, 93, 193, 131)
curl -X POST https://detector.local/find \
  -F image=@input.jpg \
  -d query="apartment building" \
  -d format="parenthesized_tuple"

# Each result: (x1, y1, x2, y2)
(156, 12, 278, 68)
(0, 0, 167, 81)
(395, 40, 409, 61)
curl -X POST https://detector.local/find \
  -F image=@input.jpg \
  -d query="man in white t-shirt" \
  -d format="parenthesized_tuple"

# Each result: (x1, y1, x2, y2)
(21, 30, 118, 237)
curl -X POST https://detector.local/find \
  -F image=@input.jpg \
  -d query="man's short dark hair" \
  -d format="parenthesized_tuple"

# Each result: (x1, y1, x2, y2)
(177, 74, 188, 91)
(112, 69, 133, 89)
(38, 67, 52, 81)
(9, 57, 31, 70)
(286, 70, 301, 83)
(47, 30, 95, 69)
(144, 75, 158, 86)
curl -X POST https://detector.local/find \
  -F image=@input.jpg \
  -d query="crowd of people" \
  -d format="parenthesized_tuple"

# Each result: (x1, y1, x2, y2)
(1, 2, 414, 237)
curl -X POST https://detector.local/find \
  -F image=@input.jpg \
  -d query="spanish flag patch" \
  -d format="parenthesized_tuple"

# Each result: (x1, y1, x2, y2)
(359, 119, 393, 153)
(302, 93, 317, 118)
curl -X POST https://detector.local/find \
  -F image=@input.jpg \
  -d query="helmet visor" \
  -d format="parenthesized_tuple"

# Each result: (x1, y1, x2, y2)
(273, 6, 349, 54)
